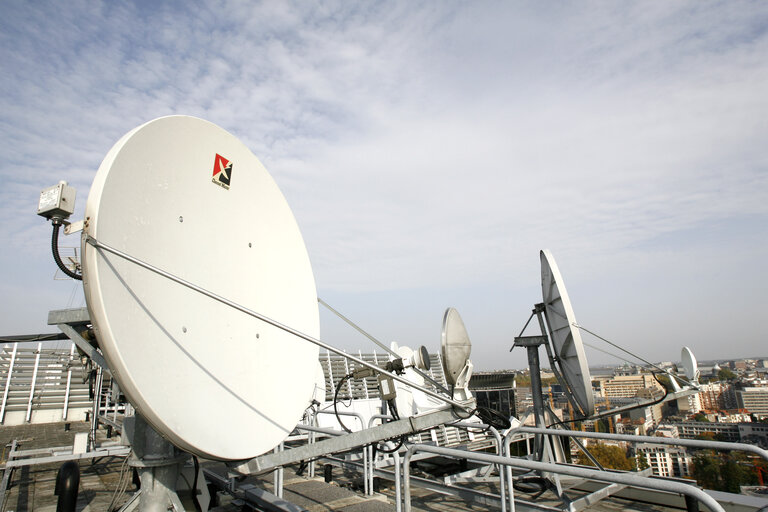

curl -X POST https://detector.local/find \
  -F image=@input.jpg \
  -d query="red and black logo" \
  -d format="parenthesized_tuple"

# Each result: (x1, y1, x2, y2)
(212, 153, 233, 189)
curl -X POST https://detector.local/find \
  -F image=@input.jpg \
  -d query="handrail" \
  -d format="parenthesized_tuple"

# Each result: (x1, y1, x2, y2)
(402, 444, 725, 512)
(508, 427, 768, 462)
(316, 409, 369, 493)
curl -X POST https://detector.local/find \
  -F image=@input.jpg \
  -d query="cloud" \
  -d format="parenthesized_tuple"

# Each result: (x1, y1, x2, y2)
(0, 1, 766, 369)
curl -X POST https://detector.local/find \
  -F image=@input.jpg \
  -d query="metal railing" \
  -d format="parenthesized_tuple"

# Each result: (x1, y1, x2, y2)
(401, 444, 726, 512)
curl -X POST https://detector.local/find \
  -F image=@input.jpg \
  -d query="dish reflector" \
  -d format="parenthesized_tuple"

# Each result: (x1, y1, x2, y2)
(681, 346, 700, 383)
(540, 250, 595, 417)
(82, 116, 319, 460)
(441, 308, 471, 386)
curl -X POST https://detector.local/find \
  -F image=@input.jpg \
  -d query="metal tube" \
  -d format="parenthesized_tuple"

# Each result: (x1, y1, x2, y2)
(26, 343, 42, 422)
(63, 344, 74, 421)
(509, 426, 768, 462)
(90, 367, 103, 451)
(403, 444, 725, 512)
(368, 414, 395, 428)
(316, 409, 366, 431)
(315, 409, 368, 494)
(88, 237, 469, 411)
(525, 344, 546, 458)
(382, 441, 401, 512)
(367, 414, 395, 497)
(1, 343, 18, 423)
(309, 409, 316, 478)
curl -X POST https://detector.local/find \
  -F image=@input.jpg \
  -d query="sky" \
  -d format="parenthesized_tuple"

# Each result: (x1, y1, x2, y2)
(0, 1, 766, 371)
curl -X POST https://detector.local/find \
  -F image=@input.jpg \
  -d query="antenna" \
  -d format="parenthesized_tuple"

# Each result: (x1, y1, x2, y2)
(441, 307, 474, 399)
(81, 116, 321, 461)
(681, 346, 700, 385)
(539, 249, 595, 417)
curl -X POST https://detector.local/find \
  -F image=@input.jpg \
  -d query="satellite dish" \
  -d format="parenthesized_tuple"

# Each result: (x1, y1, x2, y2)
(681, 346, 700, 384)
(540, 250, 595, 417)
(441, 307, 471, 386)
(81, 116, 320, 460)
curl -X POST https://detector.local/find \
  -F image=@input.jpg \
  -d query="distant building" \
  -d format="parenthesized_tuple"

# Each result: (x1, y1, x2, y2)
(676, 393, 702, 414)
(710, 411, 752, 423)
(655, 425, 680, 438)
(698, 382, 727, 411)
(469, 371, 517, 420)
(599, 374, 665, 399)
(738, 423, 768, 448)
(673, 421, 740, 442)
(615, 420, 642, 436)
(514, 387, 533, 419)
(723, 386, 739, 410)
(736, 387, 768, 418)
(636, 443, 691, 478)
(731, 360, 748, 372)
(631, 387, 665, 428)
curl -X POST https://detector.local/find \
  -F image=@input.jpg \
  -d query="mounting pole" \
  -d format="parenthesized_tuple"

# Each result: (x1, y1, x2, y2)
(124, 414, 187, 511)
(514, 335, 548, 457)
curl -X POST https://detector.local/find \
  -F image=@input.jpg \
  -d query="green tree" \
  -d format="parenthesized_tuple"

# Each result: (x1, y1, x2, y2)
(692, 413, 710, 423)
(718, 368, 736, 380)
(691, 451, 760, 492)
(631, 453, 650, 471)
(578, 443, 634, 471)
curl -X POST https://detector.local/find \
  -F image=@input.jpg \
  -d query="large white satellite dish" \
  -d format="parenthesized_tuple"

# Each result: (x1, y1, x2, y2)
(81, 116, 319, 460)
(540, 250, 595, 417)
(681, 346, 700, 384)
(441, 307, 471, 387)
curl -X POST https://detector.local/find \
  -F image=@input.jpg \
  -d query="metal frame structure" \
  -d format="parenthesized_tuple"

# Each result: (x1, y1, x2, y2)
(0, 341, 90, 425)
(401, 444, 726, 512)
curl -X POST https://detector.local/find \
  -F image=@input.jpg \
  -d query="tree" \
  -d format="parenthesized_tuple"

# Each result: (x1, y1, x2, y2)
(691, 450, 760, 492)
(633, 453, 650, 471)
(692, 413, 710, 423)
(578, 443, 634, 471)
(718, 368, 736, 381)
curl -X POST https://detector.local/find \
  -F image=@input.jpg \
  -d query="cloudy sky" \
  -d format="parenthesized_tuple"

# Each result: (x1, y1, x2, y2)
(1, 1, 766, 371)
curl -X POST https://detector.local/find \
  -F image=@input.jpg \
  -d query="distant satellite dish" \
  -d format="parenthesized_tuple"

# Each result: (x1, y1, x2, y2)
(540, 250, 595, 417)
(681, 346, 700, 384)
(441, 307, 471, 386)
(81, 116, 320, 460)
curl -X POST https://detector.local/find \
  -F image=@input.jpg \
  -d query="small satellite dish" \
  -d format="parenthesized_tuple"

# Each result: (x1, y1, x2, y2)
(540, 250, 595, 417)
(681, 346, 700, 384)
(441, 307, 471, 386)
(81, 116, 320, 460)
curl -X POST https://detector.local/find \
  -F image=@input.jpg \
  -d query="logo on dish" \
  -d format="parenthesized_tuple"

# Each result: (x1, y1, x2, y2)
(212, 153, 233, 189)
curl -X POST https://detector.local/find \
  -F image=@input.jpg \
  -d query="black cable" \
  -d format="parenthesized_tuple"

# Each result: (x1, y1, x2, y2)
(333, 374, 354, 433)
(647, 371, 672, 408)
(372, 403, 407, 454)
(375, 435, 406, 454)
(387, 399, 400, 421)
(51, 222, 82, 280)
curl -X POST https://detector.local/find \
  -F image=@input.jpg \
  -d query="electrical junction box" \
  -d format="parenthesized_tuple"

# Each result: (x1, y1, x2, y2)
(378, 374, 397, 400)
(37, 181, 76, 220)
